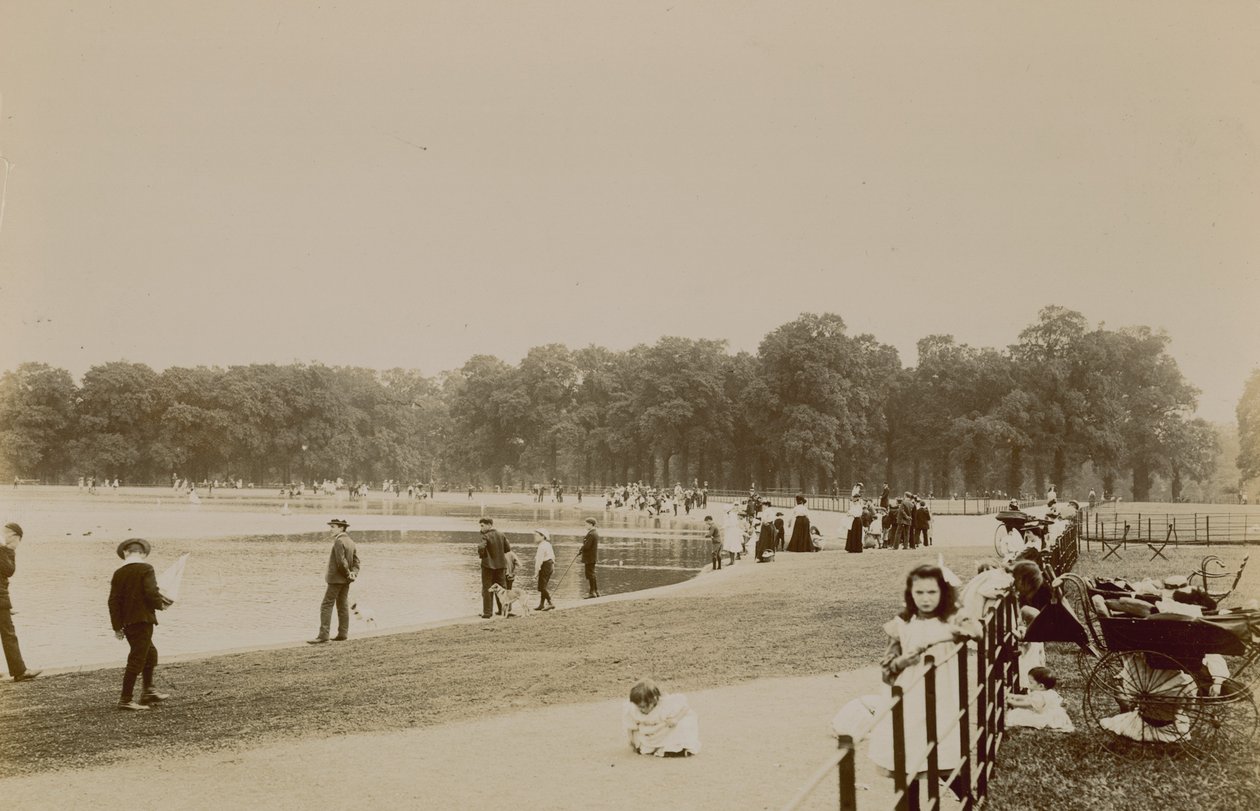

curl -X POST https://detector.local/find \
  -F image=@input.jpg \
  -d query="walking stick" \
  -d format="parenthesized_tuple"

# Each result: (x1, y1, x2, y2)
(553, 550, 583, 591)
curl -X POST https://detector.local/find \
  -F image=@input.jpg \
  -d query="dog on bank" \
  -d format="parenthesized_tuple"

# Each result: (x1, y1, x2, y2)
(488, 583, 531, 617)
(350, 601, 377, 625)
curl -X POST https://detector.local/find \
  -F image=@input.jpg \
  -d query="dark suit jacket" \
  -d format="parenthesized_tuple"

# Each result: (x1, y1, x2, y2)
(580, 528, 599, 564)
(0, 545, 16, 611)
(479, 529, 510, 570)
(912, 505, 932, 529)
(109, 561, 164, 630)
(325, 532, 360, 584)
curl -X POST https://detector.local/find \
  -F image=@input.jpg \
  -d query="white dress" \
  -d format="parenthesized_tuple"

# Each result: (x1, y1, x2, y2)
(1007, 690, 1074, 732)
(867, 616, 964, 775)
(623, 694, 701, 756)
(722, 512, 745, 554)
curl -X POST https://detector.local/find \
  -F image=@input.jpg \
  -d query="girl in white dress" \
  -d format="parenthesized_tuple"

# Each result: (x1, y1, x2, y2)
(623, 679, 701, 757)
(1006, 667, 1074, 731)
(867, 565, 976, 796)
(722, 508, 745, 561)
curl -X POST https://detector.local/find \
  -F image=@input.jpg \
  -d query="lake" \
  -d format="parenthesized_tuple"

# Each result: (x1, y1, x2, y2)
(0, 490, 715, 671)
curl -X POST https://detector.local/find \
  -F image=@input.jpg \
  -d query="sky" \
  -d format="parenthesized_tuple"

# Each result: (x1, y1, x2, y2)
(0, 1, 1256, 423)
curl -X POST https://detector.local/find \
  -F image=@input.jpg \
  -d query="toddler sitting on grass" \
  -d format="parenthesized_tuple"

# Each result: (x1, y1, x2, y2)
(623, 679, 701, 757)
(1006, 666, 1074, 732)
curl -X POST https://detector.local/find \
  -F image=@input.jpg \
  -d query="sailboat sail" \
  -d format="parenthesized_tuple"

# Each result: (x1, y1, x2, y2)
(158, 553, 190, 603)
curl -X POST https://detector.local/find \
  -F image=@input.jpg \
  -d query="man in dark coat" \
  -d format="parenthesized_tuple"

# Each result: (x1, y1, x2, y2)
(580, 518, 600, 598)
(477, 517, 510, 617)
(912, 500, 932, 548)
(108, 538, 171, 709)
(309, 518, 359, 643)
(1, 522, 39, 682)
(895, 495, 915, 549)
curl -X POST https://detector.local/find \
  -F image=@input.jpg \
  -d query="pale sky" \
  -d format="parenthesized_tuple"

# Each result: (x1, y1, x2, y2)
(1, 1, 1256, 423)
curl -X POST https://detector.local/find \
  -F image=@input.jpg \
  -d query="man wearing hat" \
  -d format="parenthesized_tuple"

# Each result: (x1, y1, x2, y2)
(109, 538, 172, 709)
(2, 522, 40, 682)
(309, 519, 359, 643)
(580, 517, 600, 598)
(477, 517, 510, 618)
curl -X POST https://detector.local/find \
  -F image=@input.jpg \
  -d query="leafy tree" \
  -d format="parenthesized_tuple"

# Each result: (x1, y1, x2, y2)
(1238, 369, 1260, 485)
(1162, 417, 1220, 501)
(0, 363, 77, 480)
(70, 361, 162, 481)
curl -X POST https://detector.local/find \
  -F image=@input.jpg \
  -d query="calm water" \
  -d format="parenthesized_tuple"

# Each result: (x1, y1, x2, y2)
(5, 504, 713, 671)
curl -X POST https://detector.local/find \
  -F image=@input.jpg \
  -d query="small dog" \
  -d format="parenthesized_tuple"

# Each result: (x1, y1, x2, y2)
(350, 601, 377, 625)
(488, 583, 531, 617)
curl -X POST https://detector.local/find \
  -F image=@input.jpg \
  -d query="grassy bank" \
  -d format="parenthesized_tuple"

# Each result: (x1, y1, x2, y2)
(3, 544, 1256, 811)
(988, 547, 1260, 811)
(2, 547, 925, 775)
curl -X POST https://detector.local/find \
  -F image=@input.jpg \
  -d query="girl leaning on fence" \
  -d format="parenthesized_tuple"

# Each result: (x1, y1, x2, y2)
(867, 564, 979, 799)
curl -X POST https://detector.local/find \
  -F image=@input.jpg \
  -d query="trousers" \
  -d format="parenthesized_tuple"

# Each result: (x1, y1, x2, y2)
(121, 622, 158, 701)
(1, 608, 28, 677)
(536, 560, 553, 607)
(319, 582, 351, 639)
(480, 567, 506, 616)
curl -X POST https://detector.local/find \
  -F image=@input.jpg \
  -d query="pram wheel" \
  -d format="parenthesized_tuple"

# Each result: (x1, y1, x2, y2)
(1085, 650, 1208, 761)
(1192, 678, 1258, 762)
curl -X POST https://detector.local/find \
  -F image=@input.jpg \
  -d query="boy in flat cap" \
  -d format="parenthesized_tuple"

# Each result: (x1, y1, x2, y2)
(309, 519, 359, 643)
(109, 538, 172, 710)
(2, 522, 41, 682)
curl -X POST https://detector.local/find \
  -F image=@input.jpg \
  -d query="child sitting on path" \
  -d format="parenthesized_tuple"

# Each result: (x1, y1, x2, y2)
(623, 679, 701, 757)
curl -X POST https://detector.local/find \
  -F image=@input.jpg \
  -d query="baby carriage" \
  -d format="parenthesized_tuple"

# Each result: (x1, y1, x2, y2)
(1027, 572, 1259, 760)
(993, 509, 1056, 557)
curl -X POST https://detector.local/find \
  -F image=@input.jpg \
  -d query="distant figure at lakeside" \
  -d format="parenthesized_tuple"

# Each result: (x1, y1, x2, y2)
(307, 519, 359, 644)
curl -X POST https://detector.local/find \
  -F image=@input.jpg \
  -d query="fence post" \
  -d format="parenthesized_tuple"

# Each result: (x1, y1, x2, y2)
(958, 640, 973, 803)
(1206, 515, 1210, 546)
(837, 736, 857, 811)
(975, 619, 990, 800)
(924, 656, 941, 808)
(892, 685, 909, 811)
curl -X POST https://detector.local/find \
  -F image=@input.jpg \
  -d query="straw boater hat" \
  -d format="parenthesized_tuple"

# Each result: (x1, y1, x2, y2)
(327, 518, 349, 528)
(116, 538, 151, 559)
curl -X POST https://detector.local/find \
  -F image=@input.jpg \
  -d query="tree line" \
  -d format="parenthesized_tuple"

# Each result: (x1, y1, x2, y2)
(0, 307, 1247, 501)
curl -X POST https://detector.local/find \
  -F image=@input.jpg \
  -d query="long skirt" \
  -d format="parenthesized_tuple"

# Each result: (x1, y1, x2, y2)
(845, 517, 863, 553)
(786, 514, 814, 552)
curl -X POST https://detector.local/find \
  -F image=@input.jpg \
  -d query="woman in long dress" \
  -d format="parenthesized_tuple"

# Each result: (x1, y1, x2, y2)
(845, 499, 865, 553)
(786, 495, 815, 552)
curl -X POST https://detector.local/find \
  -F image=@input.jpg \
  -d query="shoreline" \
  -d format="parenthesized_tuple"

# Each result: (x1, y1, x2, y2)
(32, 548, 744, 677)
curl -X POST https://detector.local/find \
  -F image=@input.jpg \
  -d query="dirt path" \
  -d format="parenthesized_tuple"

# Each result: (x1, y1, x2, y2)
(2, 669, 892, 811)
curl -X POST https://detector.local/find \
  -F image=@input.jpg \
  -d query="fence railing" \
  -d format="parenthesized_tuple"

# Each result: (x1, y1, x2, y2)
(704, 490, 1003, 517)
(781, 590, 1022, 811)
(1079, 510, 1260, 546)
(1045, 519, 1080, 575)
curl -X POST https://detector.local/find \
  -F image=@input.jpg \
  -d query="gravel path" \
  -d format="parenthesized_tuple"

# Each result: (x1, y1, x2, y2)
(2, 669, 892, 811)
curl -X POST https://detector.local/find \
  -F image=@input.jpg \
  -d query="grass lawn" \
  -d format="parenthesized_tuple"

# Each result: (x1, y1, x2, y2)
(987, 546, 1260, 811)
(3, 543, 1257, 811)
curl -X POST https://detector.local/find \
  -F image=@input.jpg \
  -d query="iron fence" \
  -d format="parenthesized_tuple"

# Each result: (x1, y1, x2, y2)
(1080, 510, 1260, 547)
(704, 490, 1003, 517)
(781, 590, 1022, 811)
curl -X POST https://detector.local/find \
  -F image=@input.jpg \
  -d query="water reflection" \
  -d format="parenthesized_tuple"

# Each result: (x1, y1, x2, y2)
(16, 526, 712, 671)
